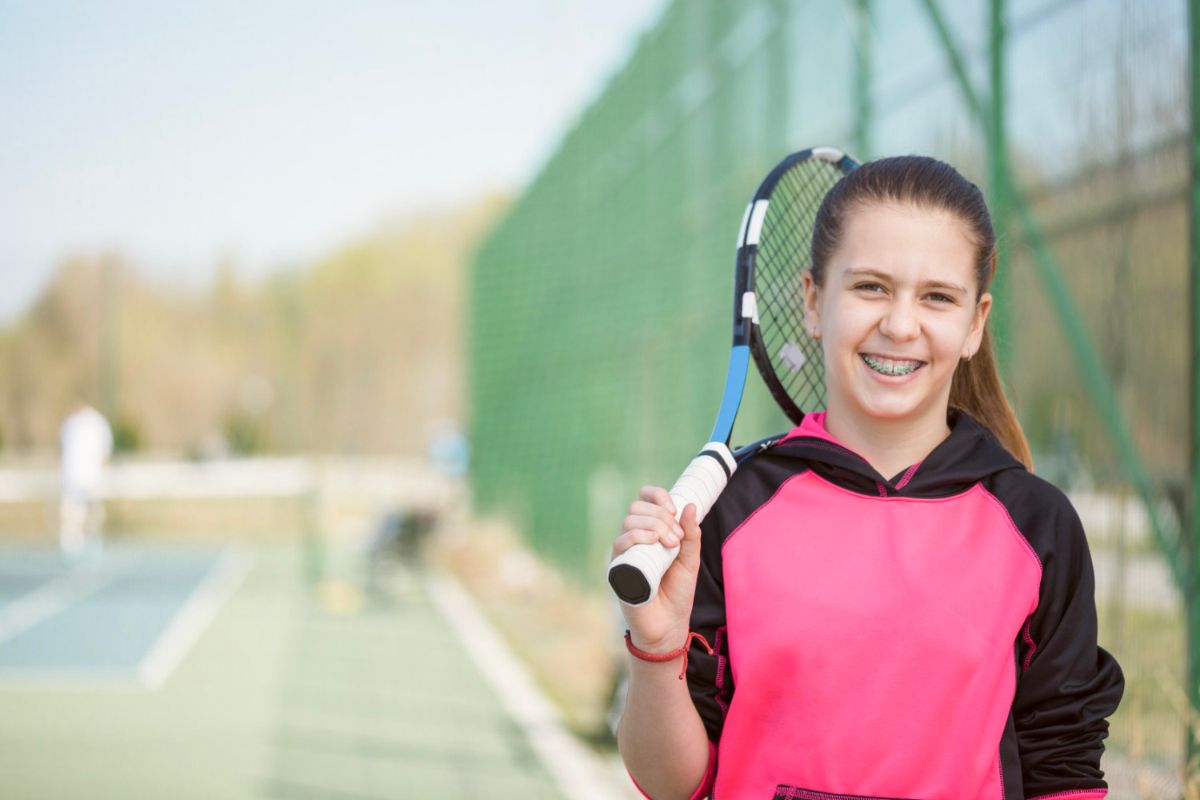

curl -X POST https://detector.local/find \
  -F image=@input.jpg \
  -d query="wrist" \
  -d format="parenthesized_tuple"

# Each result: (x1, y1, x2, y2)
(625, 630, 714, 680)
(626, 628, 688, 655)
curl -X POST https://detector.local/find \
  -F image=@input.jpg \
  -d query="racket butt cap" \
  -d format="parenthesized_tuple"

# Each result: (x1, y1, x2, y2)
(608, 563, 652, 605)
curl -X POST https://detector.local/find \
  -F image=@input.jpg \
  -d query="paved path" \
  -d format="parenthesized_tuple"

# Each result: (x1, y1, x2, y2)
(265, 576, 570, 798)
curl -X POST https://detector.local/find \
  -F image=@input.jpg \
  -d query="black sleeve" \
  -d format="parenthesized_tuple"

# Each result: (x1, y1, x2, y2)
(684, 506, 734, 744)
(1011, 489, 1124, 793)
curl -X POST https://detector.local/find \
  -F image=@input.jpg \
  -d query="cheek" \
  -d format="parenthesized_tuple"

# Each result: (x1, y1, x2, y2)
(935, 315, 979, 356)
(821, 301, 876, 346)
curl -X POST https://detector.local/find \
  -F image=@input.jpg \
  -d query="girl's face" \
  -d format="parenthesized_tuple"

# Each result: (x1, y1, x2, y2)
(802, 201, 992, 429)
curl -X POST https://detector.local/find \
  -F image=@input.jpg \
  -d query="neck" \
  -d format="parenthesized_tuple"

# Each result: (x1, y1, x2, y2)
(823, 405, 952, 481)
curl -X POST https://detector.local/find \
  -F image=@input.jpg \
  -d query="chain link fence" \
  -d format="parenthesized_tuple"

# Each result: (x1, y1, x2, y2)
(470, 0, 1192, 787)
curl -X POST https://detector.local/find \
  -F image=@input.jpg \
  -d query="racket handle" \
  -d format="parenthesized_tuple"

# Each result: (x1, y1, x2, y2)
(608, 443, 737, 606)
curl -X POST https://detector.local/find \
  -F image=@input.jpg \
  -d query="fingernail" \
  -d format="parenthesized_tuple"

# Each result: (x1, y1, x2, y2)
(674, 525, 684, 537)
(664, 534, 679, 547)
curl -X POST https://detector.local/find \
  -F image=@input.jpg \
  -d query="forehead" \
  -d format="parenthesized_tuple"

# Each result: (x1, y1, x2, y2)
(829, 201, 977, 284)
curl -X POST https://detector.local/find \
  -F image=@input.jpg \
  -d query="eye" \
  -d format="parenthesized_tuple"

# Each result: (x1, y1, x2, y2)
(925, 292, 954, 304)
(854, 282, 886, 294)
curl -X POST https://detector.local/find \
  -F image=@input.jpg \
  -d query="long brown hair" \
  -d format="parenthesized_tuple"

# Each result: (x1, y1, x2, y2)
(808, 155, 1033, 469)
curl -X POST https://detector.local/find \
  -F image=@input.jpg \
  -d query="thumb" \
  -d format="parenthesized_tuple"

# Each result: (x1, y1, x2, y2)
(674, 504, 702, 571)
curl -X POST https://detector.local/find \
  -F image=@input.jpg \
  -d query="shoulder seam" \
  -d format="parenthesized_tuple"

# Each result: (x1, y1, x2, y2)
(979, 486, 1044, 617)
(721, 470, 811, 552)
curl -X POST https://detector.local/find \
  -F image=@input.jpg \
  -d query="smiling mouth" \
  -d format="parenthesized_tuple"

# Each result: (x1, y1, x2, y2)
(860, 353, 926, 377)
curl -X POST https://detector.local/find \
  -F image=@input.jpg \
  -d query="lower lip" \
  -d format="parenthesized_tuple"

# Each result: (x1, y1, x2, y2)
(860, 356, 924, 383)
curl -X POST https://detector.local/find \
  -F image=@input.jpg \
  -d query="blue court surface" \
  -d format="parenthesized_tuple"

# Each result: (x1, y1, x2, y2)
(0, 545, 249, 687)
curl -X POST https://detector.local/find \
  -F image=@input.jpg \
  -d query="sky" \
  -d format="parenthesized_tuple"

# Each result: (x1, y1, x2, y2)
(0, 0, 669, 321)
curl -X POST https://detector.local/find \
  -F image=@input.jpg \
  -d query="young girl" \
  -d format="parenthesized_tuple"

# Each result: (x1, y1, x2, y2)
(611, 156, 1124, 800)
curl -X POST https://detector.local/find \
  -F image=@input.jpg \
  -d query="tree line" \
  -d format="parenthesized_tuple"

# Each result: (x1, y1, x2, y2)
(0, 195, 507, 459)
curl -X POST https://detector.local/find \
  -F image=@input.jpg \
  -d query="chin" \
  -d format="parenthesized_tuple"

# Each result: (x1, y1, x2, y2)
(850, 385, 938, 422)
(860, 403, 921, 421)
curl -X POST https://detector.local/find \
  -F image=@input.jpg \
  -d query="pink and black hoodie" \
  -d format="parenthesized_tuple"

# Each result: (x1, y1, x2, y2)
(676, 410, 1123, 800)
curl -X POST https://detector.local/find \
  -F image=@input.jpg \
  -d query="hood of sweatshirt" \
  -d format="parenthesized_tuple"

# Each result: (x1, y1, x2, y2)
(768, 408, 1025, 498)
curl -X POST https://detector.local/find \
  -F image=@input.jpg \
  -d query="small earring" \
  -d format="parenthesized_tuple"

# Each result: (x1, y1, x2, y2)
(962, 350, 972, 362)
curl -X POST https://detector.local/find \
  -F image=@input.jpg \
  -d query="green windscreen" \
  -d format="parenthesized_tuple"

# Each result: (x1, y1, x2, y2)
(470, 1, 1189, 775)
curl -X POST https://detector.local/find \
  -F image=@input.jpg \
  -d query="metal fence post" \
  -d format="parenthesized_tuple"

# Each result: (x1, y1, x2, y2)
(852, 0, 873, 161)
(1188, 0, 1200, 771)
(988, 0, 1011, 372)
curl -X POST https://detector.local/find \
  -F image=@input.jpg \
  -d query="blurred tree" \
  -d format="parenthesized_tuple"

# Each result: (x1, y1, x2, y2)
(0, 194, 508, 457)
(224, 410, 271, 455)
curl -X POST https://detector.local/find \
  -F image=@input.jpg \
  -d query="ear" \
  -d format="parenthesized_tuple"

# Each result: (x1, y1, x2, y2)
(965, 291, 993, 357)
(801, 271, 822, 335)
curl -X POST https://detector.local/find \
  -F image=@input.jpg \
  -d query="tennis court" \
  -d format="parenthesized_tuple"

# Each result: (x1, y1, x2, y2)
(0, 533, 627, 799)
(0, 546, 246, 686)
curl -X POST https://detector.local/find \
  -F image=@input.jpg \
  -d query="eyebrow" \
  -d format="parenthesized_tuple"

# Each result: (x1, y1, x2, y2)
(844, 267, 969, 295)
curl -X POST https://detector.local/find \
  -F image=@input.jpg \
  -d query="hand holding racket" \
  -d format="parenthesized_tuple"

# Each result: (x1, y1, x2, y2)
(610, 486, 704, 651)
(608, 147, 859, 607)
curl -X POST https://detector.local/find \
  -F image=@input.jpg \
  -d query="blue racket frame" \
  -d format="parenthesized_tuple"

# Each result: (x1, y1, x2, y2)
(709, 147, 860, 456)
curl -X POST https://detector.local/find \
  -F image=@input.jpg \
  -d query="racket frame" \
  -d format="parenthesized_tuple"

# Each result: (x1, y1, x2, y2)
(741, 146, 860, 427)
(608, 146, 859, 606)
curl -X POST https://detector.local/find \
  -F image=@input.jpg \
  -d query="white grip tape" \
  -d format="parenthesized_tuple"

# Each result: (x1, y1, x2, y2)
(667, 445, 732, 523)
(609, 442, 736, 606)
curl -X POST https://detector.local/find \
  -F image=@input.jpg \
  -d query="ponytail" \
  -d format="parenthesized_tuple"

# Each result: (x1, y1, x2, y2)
(950, 327, 1032, 470)
(949, 247, 1032, 470)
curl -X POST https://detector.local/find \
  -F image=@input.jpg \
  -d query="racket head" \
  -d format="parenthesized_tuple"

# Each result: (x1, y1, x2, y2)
(739, 147, 859, 425)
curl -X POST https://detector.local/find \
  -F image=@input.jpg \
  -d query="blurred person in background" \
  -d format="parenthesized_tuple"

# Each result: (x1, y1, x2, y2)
(429, 419, 469, 478)
(59, 401, 113, 560)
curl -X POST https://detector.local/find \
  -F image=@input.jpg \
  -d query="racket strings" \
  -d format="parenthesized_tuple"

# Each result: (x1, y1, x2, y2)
(752, 159, 849, 417)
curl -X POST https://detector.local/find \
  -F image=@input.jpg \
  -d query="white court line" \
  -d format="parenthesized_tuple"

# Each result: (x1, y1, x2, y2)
(426, 572, 638, 800)
(0, 557, 132, 646)
(137, 548, 253, 690)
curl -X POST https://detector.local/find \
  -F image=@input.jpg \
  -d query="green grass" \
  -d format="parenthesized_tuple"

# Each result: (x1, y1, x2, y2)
(1101, 605, 1188, 768)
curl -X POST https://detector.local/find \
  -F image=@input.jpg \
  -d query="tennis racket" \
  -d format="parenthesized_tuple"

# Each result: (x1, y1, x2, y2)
(607, 146, 859, 606)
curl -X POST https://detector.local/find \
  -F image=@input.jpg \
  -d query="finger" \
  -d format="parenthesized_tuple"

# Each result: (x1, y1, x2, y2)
(611, 527, 678, 558)
(628, 502, 684, 533)
(675, 504, 702, 568)
(622, 514, 681, 546)
(680, 503, 700, 534)
(638, 485, 677, 516)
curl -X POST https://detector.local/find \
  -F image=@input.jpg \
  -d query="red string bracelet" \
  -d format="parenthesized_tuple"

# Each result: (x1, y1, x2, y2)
(625, 630, 714, 680)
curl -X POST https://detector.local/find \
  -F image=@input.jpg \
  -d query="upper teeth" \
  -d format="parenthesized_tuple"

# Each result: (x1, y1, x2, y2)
(862, 354, 922, 376)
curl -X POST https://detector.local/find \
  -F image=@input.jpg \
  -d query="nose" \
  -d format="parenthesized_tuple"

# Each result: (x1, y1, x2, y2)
(879, 298, 919, 341)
